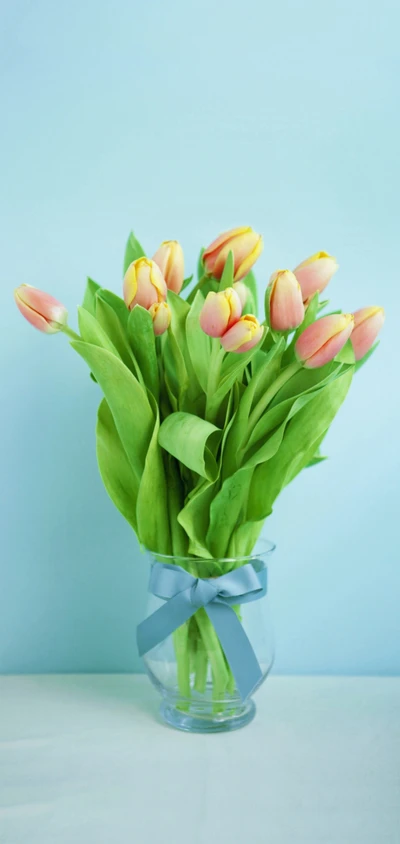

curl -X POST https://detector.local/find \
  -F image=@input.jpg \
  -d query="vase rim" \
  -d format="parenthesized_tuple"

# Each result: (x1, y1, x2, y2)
(145, 538, 276, 565)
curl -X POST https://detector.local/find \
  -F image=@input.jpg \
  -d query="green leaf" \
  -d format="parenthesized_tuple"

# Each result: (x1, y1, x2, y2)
(185, 292, 211, 392)
(206, 342, 261, 419)
(165, 456, 188, 556)
(127, 305, 159, 399)
(177, 480, 216, 558)
(159, 412, 222, 481)
(82, 277, 101, 316)
(95, 298, 138, 375)
(206, 466, 254, 557)
(306, 446, 328, 468)
(96, 289, 129, 328)
(136, 398, 171, 554)
(241, 269, 258, 316)
(219, 250, 234, 291)
(77, 307, 121, 358)
(96, 398, 138, 530)
(70, 342, 154, 484)
(123, 231, 146, 273)
(197, 248, 205, 280)
(221, 340, 285, 478)
(247, 367, 353, 521)
(181, 274, 194, 291)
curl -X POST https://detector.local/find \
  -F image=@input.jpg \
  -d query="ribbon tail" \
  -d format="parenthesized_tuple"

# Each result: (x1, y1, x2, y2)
(137, 590, 195, 657)
(205, 603, 263, 701)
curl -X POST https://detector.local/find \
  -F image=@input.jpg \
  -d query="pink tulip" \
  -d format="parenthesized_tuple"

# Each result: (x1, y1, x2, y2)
(123, 258, 167, 311)
(203, 226, 263, 282)
(269, 270, 305, 331)
(199, 287, 242, 338)
(294, 251, 338, 302)
(14, 284, 68, 334)
(148, 301, 171, 336)
(351, 306, 385, 360)
(220, 314, 264, 353)
(295, 313, 354, 369)
(152, 240, 184, 295)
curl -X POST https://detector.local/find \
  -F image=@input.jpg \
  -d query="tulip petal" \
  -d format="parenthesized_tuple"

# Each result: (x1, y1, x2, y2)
(351, 306, 385, 360)
(294, 252, 338, 301)
(304, 321, 354, 368)
(199, 292, 231, 337)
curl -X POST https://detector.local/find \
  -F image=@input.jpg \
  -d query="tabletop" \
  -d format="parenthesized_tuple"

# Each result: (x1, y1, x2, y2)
(0, 675, 399, 844)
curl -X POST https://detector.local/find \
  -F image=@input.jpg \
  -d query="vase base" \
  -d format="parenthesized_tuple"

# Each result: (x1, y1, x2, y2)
(159, 698, 256, 733)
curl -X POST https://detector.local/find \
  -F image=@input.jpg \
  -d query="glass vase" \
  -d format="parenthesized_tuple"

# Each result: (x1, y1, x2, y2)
(141, 542, 275, 733)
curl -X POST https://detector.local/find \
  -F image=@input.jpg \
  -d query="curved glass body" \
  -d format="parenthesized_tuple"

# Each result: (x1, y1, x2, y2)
(142, 542, 275, 732)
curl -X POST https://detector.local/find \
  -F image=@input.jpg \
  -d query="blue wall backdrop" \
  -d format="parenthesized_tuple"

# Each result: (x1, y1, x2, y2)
(1, 0, 399, 674)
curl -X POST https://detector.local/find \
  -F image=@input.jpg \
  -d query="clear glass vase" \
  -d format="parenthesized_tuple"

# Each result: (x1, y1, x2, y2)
(141, 542, 275, 733)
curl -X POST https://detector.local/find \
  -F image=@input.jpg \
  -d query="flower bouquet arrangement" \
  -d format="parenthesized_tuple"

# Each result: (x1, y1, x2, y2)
(15, 226, 384, 732)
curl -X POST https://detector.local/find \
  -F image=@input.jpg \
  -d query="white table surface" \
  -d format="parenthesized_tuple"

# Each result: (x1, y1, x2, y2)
(0, 675, 399, 844)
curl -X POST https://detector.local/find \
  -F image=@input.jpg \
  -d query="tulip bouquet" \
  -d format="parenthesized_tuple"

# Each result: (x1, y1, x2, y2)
(15, 226, 384, 707)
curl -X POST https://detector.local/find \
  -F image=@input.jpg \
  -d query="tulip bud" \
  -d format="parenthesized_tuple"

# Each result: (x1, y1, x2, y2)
(203, 226, 263, 282)
(199, 287, 242, 338)
(123, 257, 167, 311)
(220, 314, 263, 353)
(232, 281, 248, 308)
(295, 313, 354, 368)
(268, 270, 305, 331)
(351, 306, 385, 361)
(152, 240, 184, 295)
(293, 251, 338, 302)
(148, 301, 171, 336)
(14, 284, 68, 334)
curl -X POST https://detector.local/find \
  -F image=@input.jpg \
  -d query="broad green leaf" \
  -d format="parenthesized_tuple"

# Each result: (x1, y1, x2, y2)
(206, 466, 254, 557)
(247, 367, 353, 521)
(206, 341, 261, 419)
(185, 291, 211, 392)
(227, 519, 265, 558)
(123, 231, 146, 273)
(136, 398, 171, 554)
(70, 342, 154, 484)
(77, 307, 121, 358)
(127, 305, 159, 399)
(244, 390, 324, 468)
(95, 298, 138, 375)
(221, 341, 284, 478)
(96, 289, 129, 328)
(165, 456, 188, 556)
(177, 480, 216, 558)
(82, 277, 101, 316)
(96, 398, 138, 530)
(269, 359, 345, 407)
(159, 412, 222, 481)
(219, 250, 234, 291)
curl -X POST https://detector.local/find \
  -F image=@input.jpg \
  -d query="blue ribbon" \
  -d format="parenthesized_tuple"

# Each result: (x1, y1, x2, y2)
(137, 561, 267, 701)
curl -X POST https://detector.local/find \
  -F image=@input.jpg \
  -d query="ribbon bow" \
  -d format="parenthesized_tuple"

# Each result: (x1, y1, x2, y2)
(137, 561, 267, 701)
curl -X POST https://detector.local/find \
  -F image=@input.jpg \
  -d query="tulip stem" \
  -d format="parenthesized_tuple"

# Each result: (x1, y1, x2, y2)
(248, 361, 301, 430)
(62, 325, 81, 342)
(205, 342, 225, 422)
(186, 274, 209, 305)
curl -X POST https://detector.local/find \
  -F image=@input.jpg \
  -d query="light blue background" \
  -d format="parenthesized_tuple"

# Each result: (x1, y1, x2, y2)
(1, 0, 399, 675)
